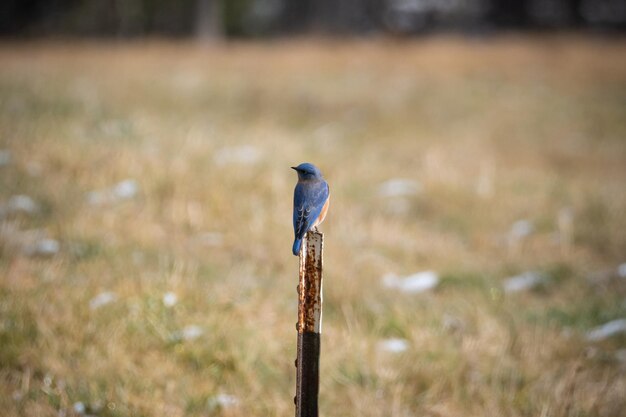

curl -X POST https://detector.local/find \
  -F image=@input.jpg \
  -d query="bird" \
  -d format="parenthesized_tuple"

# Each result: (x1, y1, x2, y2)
(291, 163, 330, 256)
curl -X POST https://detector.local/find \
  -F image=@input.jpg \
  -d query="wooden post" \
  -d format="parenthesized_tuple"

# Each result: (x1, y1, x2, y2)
(295, 231, 324, 417)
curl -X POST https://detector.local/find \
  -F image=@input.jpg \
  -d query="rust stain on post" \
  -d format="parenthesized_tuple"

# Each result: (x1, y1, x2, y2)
(297, 231, 324, 334)
(295, 230, 323, 417)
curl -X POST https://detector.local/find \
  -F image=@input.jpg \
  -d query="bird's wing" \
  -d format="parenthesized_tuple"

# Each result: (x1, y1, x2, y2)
(293, 181, 329, 240)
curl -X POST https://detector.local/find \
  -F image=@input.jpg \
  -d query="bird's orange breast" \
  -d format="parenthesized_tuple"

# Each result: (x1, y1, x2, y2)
(313, 196, 330, 227)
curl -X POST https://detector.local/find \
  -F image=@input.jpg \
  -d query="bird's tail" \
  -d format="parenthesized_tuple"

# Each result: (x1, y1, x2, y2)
(292, 238, 302, 256)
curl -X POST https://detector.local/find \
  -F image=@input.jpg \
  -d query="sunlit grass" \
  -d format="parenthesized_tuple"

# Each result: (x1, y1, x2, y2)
(1, 36, 625, 416)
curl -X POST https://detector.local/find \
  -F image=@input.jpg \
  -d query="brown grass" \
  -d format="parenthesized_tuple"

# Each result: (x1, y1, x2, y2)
(1, 35, 625, 416)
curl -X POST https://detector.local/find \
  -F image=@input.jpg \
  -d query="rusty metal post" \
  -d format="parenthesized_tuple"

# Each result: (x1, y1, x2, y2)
(294, 230, 324, 417)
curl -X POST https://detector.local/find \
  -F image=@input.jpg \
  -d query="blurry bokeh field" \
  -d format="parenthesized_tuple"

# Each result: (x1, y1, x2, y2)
(1, 37, 626, 417)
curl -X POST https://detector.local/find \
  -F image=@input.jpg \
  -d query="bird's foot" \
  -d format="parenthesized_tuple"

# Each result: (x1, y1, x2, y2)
(313, 226, 319, 233)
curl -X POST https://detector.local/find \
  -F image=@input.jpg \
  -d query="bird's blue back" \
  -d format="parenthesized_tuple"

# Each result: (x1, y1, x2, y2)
(292, 179, 329, 255)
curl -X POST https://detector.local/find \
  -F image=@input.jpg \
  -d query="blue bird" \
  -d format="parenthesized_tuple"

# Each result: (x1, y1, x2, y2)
(291, 163, 330, 256)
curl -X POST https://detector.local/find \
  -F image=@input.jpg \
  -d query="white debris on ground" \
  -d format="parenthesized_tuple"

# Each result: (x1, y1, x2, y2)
(383, 271, 439, 294)
(207, 393, 239, 409)
(171, 325, 204, 342)
(587, 262, 626, 287)
(0, 224, 60, 257)
(508, 219, 534, 241)
(87, 179, 139, 206)
(0, 149, 11, 167)
(181, 325, 203, 340)
(112, 179, 139, 199)
(73, 402, 86, 415)
(0, 195, 40, 218)
(162, 292, 178, 308)
(505, 218, 536, 254)
(377, 338, 409, 353)
(378, 178, 421, 214)
(7, 195, 40, 214)
(89, 292, 117, 310)
(214, 145, 262, 166)
(24, 238, 60, 257)
(377, 178, 421, 198)
(586, 319, 626, 342)
(503, 271, 548, 293)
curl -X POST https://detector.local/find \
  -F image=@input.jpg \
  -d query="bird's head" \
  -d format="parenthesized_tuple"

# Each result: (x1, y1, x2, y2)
(291, 163, 323, 181)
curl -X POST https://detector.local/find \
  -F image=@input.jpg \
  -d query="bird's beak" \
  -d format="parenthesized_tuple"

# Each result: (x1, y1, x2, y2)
(291, 167, 298, 171)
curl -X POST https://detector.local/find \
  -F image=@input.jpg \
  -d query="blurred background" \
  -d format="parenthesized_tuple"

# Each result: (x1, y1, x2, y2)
(1, 1, 625, 417)
(1, 0, 626, 37)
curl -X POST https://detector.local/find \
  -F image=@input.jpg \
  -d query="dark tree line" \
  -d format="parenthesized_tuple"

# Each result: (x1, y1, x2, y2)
(1, 0, 624, 37)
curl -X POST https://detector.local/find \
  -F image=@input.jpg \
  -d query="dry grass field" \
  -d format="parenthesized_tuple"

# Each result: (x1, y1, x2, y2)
(1, 36, 625, 417)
